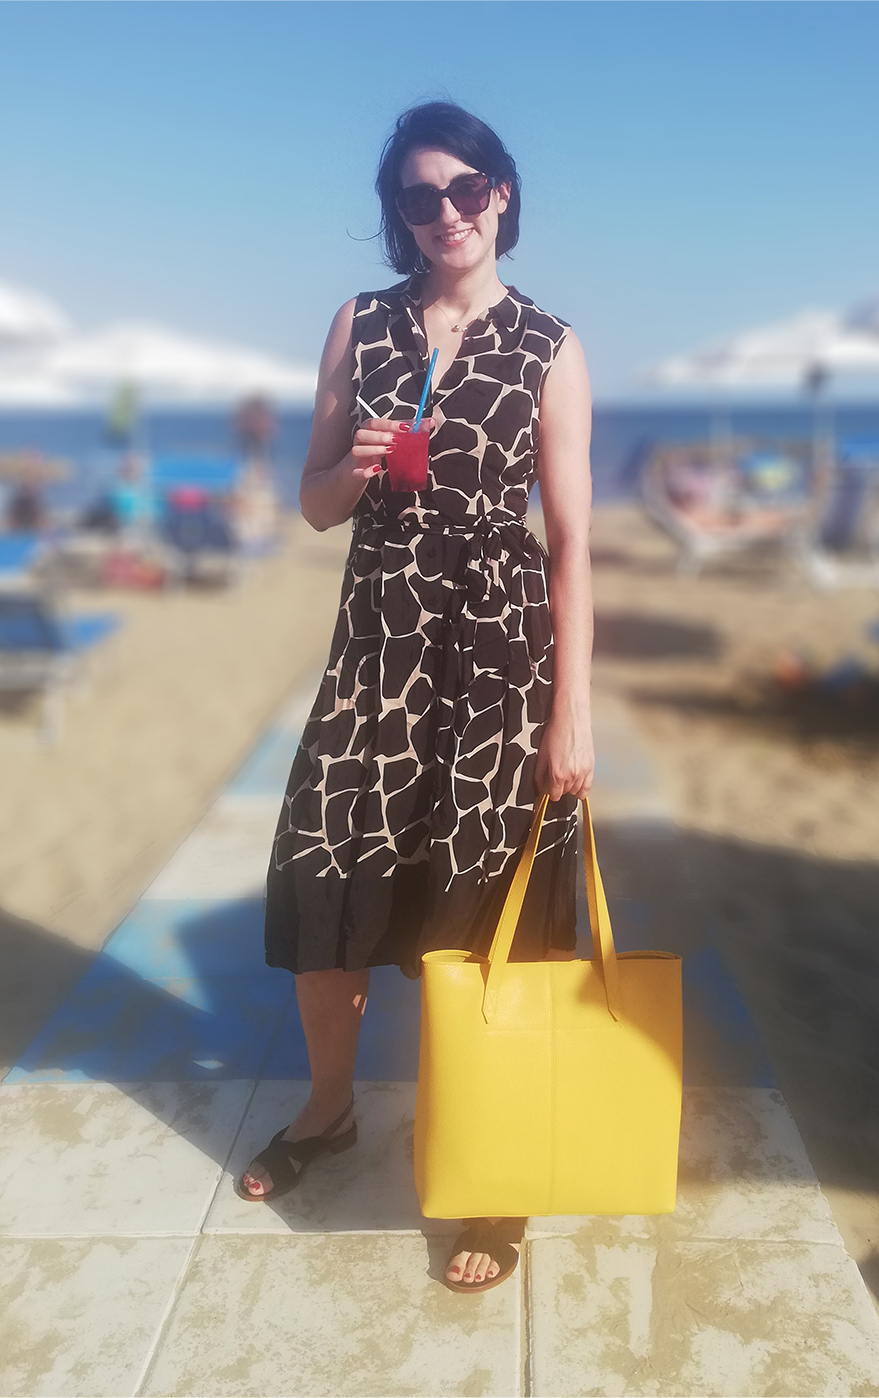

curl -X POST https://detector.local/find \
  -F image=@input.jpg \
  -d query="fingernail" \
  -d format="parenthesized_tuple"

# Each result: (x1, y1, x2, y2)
(372, 464, 382, 473)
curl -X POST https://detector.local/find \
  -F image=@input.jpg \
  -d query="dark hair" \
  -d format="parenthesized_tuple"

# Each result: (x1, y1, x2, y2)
(376, 101, 521, 275)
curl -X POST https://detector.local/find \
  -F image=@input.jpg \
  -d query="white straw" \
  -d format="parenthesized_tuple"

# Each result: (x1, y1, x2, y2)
(356, 394, 379, 418)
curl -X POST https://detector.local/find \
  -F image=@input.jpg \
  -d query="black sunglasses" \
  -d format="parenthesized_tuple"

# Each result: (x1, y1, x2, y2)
(396, 172, 495, 227)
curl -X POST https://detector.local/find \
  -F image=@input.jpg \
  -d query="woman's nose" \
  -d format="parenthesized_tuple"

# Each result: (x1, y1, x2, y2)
(438, 196, 460, 224)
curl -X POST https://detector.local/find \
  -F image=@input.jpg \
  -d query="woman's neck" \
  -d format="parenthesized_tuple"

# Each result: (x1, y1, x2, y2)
(421, 262, 508, 319)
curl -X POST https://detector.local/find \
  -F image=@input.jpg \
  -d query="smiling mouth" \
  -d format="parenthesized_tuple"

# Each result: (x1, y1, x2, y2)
(437, 228, 474, 247)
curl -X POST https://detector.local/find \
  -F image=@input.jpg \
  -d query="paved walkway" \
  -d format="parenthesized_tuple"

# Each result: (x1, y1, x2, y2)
(2, 679, 879, 1397)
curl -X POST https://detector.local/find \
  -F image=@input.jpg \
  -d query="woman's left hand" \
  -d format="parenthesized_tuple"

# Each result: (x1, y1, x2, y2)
(534, 715, 595, 803)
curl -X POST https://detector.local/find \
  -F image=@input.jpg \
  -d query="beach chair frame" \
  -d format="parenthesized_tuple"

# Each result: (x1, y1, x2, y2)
(0, 585, 120, 746)
(641, 439, 827, 579)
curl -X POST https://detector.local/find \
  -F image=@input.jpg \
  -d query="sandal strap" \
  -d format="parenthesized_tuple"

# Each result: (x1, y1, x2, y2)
(454, 1223, 504, 1258)
(321, 1096, 355, 1139)
(251, 1100, 356, 1192)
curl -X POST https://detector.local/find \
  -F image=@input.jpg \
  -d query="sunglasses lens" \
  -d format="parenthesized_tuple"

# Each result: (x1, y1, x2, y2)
(397, 175, 492, 226)
(397, 188, 441, 225)
(449, 176, 492, 215)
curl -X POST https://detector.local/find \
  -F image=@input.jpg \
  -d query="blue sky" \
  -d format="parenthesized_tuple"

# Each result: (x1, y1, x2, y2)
(0, 1, 876, 399)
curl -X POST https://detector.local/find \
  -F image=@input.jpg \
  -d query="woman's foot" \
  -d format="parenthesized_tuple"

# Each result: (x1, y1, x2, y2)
(444, 1220, 521, 1291)
(239, 1093, 355, 1199)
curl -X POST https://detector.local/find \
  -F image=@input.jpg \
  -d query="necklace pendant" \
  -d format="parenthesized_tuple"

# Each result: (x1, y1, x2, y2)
(451, 323, 464, 333)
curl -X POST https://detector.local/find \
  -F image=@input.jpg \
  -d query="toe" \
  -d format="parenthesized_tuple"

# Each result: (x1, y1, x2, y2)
(241, 1168, 271, 1197)
(446, 1250, 468, 1282)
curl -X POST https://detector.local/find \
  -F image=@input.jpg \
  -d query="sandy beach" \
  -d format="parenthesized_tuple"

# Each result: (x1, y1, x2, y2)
(2, 500, 877, 1299)
(589, 504, 879, 1301)
(0, 514, 351, 1068)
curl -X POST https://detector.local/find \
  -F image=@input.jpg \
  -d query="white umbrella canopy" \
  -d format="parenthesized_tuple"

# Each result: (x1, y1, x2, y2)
(34, 321, 317, 406)
(0, 369, 82, 407)
(646, 306, 879, 389)
(0, 280, 71, 346)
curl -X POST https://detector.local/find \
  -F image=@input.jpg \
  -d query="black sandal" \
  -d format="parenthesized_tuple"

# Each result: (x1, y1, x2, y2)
(235, 1098, 357, 1202)
(444, 1219, 520, 1294)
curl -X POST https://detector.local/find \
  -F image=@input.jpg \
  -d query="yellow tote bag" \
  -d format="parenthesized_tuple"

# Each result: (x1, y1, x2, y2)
(414, 795, 683, 1218)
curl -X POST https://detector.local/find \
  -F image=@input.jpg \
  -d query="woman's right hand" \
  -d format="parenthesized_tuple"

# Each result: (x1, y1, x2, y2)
(350, 418, 399, 482)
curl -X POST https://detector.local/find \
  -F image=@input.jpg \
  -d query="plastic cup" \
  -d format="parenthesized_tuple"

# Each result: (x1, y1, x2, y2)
(386, 421, 430, 492)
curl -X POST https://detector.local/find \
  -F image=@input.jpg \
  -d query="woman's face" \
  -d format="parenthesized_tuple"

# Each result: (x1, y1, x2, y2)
(398, 147, 510, 274)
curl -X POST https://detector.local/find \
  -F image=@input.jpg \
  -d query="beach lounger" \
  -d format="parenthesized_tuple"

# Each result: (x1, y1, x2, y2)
(641, 442, 820, 578)
(0, 533, 44, 587)
(0, 590, 121, 745)
(151, 458, 245, 587)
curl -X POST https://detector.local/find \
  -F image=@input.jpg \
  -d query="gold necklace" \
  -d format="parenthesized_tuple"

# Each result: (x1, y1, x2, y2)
(432, 299, 491, 335)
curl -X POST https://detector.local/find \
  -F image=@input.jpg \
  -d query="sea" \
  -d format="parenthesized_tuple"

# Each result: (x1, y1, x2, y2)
(2, 402, 879, 518)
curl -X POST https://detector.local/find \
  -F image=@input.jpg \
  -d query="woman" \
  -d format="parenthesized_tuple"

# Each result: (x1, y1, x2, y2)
(238, 101, 594, 1292)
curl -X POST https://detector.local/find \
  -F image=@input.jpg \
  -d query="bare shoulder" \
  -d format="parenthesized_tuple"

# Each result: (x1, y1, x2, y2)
(549, 328, 590, 382)
(541, 328, 592, 423)
(320, 298, 358, 370)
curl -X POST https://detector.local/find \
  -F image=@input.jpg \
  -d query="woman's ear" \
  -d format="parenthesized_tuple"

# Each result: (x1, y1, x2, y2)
(495, 181, 511, 216)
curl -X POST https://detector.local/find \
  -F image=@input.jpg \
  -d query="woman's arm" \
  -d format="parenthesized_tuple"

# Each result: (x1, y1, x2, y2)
(299, 300, 399, 531)
(534, 329, 595, 801)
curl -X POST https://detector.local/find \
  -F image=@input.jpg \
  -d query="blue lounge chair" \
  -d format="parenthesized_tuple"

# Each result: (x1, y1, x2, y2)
(0, 590, 121, 745)
(0, 533, 43, 583)
(150, 458, 244, 586)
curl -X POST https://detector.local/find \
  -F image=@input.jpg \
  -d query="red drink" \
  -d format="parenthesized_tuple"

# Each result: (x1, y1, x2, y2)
(386, 421, 430, 491)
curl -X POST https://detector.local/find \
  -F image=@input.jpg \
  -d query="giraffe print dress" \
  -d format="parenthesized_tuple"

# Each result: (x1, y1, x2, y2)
(264, 275, 579, 977)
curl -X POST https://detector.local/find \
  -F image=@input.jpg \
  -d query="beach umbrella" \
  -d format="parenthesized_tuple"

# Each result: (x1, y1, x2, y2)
(34, 322, 317, 406)
(644, 303, 879, 475)
(0, 450, 71, 482)
(0, 366, 83, 407)
(645, 308, 879, 390)
(0, 280, 71, 346)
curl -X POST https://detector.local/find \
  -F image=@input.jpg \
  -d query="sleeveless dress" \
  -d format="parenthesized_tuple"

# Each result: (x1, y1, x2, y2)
(264, 274, 579, 977)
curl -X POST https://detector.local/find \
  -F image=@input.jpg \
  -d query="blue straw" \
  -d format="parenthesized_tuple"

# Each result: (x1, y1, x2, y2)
(413, 348, 439, 431)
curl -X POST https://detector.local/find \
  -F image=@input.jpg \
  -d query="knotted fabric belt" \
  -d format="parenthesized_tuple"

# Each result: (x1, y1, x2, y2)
(352, 513, 546, 605)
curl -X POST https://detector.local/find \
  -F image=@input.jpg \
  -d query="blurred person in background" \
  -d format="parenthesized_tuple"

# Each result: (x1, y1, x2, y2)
(232, 396, 280, 553)
(3, 455, 50, 533)
(107, 452, 155, 533)
(237, 102, 594, 1294)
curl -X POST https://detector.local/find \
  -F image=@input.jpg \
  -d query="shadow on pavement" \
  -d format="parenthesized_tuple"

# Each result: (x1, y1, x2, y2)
(1, 819, 877, 1289)
(593, 610, 721, 661)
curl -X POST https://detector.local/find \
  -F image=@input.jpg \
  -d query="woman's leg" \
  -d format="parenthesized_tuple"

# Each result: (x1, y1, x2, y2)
(241, 966, 369, 1197)
(445, 950, 572, 1283)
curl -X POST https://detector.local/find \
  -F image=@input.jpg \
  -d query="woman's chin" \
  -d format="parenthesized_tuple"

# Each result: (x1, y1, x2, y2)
(430, 240, 487, 272)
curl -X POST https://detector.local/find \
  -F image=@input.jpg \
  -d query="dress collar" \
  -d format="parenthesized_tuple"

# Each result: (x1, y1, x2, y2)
(397, 274, 524, 350)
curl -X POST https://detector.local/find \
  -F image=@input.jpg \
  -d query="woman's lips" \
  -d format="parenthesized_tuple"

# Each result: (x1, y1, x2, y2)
(437, 227, 474, 247)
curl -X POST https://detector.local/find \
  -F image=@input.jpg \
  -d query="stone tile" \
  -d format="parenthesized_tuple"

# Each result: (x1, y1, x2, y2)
(0, 1081, 252, 1235)
(144, 1233, 521, 1397)
(0, 1235, 192, 1397)
(6, 965, 290, 1082)
(527, 1089, 838, 1244)
(143, 799, 280, 900)
(528, 1235, 879, 1397)
(670, 1088, 839, 1244)
(204, 1080, 453, 1235)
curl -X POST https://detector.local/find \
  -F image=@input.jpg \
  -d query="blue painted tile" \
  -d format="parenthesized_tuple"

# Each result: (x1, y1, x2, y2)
(682, 945, 776, 1089)
(6, 959, 293, 1083)
(104, 899, 270, 980)
(225, 726, 302, 798)
(596, 898, 775, 1088)
(261, 965, 422, 1081)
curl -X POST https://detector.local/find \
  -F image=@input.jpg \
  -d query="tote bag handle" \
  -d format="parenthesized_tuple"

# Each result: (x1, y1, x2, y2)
(482, 795, 623, 1024)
